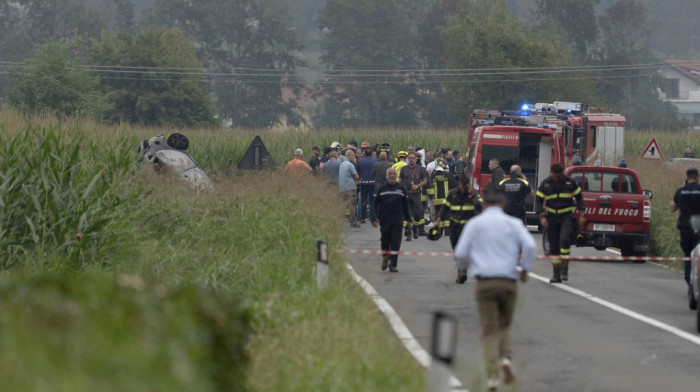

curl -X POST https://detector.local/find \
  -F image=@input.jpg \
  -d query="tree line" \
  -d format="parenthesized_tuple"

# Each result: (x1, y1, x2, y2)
(0, 0, 691, 129)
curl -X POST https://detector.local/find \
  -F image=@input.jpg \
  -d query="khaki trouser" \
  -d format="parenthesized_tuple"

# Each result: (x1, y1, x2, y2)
(341, 190, 357, 225)
(475, 278, 518, 378)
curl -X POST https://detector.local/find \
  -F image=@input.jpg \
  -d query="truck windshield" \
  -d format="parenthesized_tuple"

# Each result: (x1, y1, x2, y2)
(480, 145, 517, 174)
(571, 169, 638, 193)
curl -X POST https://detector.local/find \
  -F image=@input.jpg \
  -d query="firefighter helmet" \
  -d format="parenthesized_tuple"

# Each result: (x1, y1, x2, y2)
(434, 158, 448, 171)
(361, 141, 370, 148)
(380, 142, 391, 152)
(427, 225, 443, 241)
(397, 150, 408, 159)
(331, 141, 341, 149)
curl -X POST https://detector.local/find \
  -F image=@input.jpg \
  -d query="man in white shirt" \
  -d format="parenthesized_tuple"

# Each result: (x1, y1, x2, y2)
(454, 190, 536, 391)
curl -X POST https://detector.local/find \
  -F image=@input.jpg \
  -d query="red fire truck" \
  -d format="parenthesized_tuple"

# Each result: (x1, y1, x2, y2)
(466, 102, 626, 168)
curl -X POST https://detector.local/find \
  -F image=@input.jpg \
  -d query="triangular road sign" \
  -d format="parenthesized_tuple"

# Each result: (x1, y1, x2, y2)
(237, 135, 273, 170)
(640, 138, 664, 161)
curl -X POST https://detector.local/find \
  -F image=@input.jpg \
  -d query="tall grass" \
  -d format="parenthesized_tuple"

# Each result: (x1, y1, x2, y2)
(0, 111, 426, 391)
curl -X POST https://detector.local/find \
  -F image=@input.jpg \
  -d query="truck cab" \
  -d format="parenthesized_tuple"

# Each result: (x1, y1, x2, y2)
(565, 165, 651, 258)
(466, 125, 565, 226)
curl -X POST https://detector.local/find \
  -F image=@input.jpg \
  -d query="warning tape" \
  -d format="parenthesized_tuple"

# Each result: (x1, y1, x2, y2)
(339, 248, 696, 262)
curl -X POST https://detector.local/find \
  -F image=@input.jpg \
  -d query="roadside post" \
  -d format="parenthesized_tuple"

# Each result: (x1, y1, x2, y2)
(316, 240, 329, 288)
(427, 311, 458, 392)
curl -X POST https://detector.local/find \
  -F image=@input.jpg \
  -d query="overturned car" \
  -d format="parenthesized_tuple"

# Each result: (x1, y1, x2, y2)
(138, 133, 212, 189)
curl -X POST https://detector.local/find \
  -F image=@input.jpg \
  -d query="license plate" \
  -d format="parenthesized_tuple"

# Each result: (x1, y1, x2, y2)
(593, 223, 615, 232)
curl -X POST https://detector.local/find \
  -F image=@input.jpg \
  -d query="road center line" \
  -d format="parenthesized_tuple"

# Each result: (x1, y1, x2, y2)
(527, 271, 700, 346)
(345, 263, 468, 392)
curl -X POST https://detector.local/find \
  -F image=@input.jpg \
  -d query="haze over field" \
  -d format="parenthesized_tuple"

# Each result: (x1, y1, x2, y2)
(0, 0, 698, 129)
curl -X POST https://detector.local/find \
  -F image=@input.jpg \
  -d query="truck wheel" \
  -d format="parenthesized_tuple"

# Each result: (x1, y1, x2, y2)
(542, 227, 550, 255)
(632, 251, 647, 264)
(689, 286, 697, 311)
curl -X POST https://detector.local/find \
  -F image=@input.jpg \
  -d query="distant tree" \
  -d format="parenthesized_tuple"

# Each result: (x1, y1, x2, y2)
(84, 27, 218, 127)
(416, 0, 469, 126)
(532, 0, 600, 62)
(0, 0, 105, 94)
(443, 1, 598, 121)
(4, 40, 107, 118)
(150, 0, 305, 128)
(317, 0, 421, 127)
(595, 0, 686, 129)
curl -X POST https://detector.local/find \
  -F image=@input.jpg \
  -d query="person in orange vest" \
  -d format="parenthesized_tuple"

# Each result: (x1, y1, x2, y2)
(284, 148, 312, 175)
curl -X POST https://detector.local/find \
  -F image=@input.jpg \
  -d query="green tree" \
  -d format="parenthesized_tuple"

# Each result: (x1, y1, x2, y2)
(0, 0, 105, 93)
(150, 0, 304, 128)
(443, 1, 598, 121)
(5, 40, 107, 118)
(317, 0, 421, 127)
(532, 0, 600, 62)
(85, 27, 218, 127)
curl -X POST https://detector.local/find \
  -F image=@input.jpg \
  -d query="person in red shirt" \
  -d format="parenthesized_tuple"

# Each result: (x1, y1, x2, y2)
(284, 148, 312, 175)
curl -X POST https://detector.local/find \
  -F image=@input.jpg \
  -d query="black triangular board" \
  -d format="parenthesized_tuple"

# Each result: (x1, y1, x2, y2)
(237, 135, 273, 170)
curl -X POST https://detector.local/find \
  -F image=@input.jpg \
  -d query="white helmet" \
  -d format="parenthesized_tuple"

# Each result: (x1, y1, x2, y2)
(331, 141, 341, 149)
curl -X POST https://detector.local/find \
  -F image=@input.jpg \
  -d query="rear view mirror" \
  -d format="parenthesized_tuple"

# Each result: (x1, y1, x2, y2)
(643, 190, 653, 199)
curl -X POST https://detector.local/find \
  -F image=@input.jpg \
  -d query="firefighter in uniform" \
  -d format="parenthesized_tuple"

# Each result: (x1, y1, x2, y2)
(433, 176, 482, 283)
(428, 159, 456, 234)
(499, 164, 532, 225)
(536, 164, 586, 283)
(372, 167, 412, 273)
(398, 152, 428, 241)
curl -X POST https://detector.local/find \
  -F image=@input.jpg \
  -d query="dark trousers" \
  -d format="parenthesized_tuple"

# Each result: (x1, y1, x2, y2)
(407, 192, 424, 225)
(547, 214, 574, 257)
(357, 184, 375, 221)
(680, 228, 698, 285)
(449, 223, 466, 250)
(380, 220, 404, 266)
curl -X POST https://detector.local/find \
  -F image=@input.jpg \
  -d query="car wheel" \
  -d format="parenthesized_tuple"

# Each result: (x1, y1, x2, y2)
(689, 286, 697, 311)
(542, 227, 550, 255)
(167, 133, 189, 151)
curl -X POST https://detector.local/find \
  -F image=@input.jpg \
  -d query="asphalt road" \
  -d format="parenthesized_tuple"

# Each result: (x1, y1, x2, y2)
(343, 221, 700, 392)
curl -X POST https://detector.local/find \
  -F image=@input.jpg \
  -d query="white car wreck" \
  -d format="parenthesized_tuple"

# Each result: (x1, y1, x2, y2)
(138, 133, 212, 189)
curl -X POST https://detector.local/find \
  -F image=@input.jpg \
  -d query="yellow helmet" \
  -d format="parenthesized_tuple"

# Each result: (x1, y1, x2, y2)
(397, 150, 408, 158)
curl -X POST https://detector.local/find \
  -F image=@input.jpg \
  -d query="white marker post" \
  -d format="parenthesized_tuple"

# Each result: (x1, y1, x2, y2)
(317, 240, 329, 288)
(427, 311, 458, 392)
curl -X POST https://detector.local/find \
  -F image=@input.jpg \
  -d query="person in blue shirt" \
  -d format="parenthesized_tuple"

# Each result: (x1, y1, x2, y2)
(454, 190, 535, 391)
(357, 147, 378, 223)
(322, 151, 340, 183)
(339, 149, 360, 227)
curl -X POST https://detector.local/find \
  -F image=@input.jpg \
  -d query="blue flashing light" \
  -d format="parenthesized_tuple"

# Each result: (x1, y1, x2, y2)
(566, 109, 572, 113)
(521, 104, 529, 111)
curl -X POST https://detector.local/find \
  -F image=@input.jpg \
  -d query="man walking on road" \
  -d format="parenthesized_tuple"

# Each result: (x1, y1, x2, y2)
(536, 163, 585, 283)
(499, 165, 532, 225)
(454, 190, 535, 391)
(372, 168, 412, 272)
(669, 167, 700, 289)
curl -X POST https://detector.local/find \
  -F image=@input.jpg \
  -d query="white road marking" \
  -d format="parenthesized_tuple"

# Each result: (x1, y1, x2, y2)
(527, 271, 700, 346)
(345, 263, 469, 392)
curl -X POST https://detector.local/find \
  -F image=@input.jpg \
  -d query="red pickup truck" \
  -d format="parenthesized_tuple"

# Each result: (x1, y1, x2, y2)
(547, 165, 652, 261)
